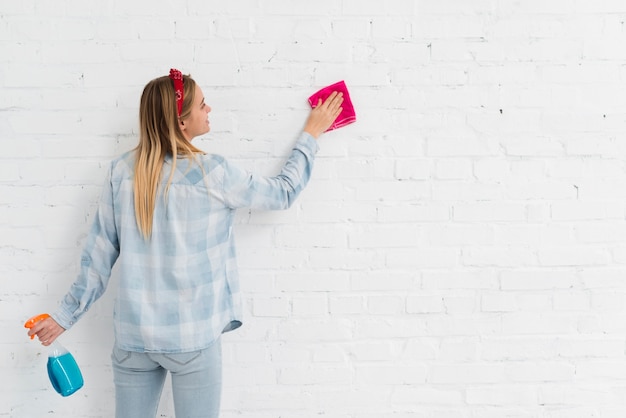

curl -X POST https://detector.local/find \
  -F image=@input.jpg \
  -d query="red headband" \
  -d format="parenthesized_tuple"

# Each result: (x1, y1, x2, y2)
(169, 68, 184, 116)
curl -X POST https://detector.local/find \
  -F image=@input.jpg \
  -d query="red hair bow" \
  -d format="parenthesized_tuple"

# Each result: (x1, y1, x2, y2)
(169, 68, 184, 116)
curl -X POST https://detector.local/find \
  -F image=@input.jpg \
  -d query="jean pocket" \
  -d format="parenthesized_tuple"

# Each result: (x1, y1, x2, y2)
(111, 346, 132, 365)
(162, 351, 201, 366)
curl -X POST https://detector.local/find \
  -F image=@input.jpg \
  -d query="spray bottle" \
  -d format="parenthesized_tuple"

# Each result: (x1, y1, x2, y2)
(24, 313, 84, 397)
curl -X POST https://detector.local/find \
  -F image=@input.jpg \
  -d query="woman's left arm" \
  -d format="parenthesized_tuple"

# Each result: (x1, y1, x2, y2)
(219, 92, 344, 210)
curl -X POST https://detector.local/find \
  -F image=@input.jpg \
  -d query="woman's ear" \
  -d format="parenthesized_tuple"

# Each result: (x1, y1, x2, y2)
(178, 117, 186, 131)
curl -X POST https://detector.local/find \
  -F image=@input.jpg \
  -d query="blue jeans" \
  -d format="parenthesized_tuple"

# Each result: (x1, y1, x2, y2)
(111, 338, 222, 418)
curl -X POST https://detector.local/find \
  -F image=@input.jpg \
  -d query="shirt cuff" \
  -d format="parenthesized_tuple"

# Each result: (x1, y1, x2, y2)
(51, 306, 78, 331)
(296, 131, 319, 156)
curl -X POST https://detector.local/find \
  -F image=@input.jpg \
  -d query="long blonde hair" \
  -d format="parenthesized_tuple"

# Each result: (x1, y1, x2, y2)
(134, 73, 203, 239)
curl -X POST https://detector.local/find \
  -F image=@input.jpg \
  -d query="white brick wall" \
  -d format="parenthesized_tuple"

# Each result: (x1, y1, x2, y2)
(3, 0, 626, 417)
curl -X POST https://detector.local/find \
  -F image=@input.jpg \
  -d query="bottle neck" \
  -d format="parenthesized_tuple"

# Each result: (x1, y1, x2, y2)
(48, 340, 68, 357)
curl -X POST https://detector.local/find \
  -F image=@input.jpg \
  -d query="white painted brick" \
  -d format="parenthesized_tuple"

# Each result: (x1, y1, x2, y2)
(292, 295, 328, 317)
(555, 337, 626, 359)
(406, 294, 445, 314)
(0, 186, 44, 207)
(401, 338, 438, 361)
(355, 180, 430, 202)
(481, 337, 555, 361)
(343, 0, 416, 16)
(277, 318, 354, 343)
(550, 201, 624, 221)
(431, 180, 502, 201)
(517, 293, 553, 312)
(355, 318, 428, 339)
(426, 224, 495, 246)
(501, 312, 578, 335)
(481, 292, 518, 312)
(348, 224, 422, 248)
(268, 342, 311, 363)
(526, 203, 552, 223)
(580, 268, 626, 289)
(308, 247, 386, 270)
(421, 269, 493, 291)
(332, 19, 370, 39)
(275, 271, 350, 292)
(590, 291, 626, 311)
(443, 294, 476, 314)
(395, 158, 431, 180)
(430, 363, 505, 384)
(252, 296, 290, 318)
(576, 222, 626, 244)
(466, 386, 538, 406)
(349, 340, 398, 361)
(356, 364, 427, 385)
(222, 386, 314, 412)
(494, 224, 572, 247)
(538, 246, 611, 267)
(300, 201, 378, 223)
(231, 342, 269, 363)
(1, 1, 35, 14)
(435, 158, 473, 180)
(238, 248, 312, 270)
(578, 179, 626, 200)
(391, 386, 465, 406)
(425, 313, 502, 337)
(453, 202, 527, 222)
(367, 295, 405, 315)
(386, 247, 461, 269)
(329, 295, 365, 315)
(312, 344, 347, 363)
(500, 269, 578, 290)
(264, 0, 341, 17)
(462, 246, 536, 268)
(506, 361, 576, 383)
(17, 160, 66, 185)
(313, 387, 394, 413)
(377, 203, 451, 223)
(225, 365, 277, 386)
(351, 271, 416, 292)
(439, 337, 478, 362)
(276, 224, 348, 249)
(575, 361, 626, 380)
(0, 162, 20, 182)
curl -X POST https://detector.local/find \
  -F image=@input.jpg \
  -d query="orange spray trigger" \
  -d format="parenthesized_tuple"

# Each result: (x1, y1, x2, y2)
(24, 313, 51, 339)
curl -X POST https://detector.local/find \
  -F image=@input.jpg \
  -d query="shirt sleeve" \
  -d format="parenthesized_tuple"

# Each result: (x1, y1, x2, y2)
(52, 162, 121, 330)
(220, 131, 319, 210)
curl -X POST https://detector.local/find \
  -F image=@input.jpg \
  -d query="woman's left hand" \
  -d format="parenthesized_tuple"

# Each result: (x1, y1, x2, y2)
(27, 316, 66, 346)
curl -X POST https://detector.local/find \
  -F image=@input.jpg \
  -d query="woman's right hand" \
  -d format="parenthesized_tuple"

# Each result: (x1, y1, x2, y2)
(304, 91, 344, 139)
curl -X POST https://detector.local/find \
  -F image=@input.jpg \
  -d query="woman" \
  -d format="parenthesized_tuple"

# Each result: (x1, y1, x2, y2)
(27, 69, 344, 418)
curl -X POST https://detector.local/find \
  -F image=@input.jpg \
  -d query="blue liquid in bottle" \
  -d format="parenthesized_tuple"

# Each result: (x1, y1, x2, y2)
(46, 343, 84, 397)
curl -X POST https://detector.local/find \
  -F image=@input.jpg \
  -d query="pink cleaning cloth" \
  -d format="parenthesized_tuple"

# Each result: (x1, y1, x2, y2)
(308, 80, 356, 132)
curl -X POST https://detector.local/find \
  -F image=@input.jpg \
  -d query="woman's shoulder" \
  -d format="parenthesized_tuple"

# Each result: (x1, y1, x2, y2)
(197, 152, 228, 172)
(105, 150, 136, 181)
(199, 152, 225, 163)
(113, 150, 135, 168)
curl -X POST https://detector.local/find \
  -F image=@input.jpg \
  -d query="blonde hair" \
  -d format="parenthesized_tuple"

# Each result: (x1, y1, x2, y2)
(134, 73, 203, 239)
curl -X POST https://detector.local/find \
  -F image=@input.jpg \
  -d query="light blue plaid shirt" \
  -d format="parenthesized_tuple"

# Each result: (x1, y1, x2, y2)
(52, 132, 318, 353)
